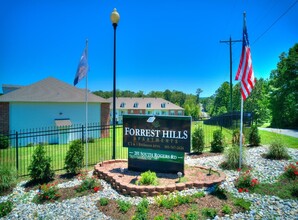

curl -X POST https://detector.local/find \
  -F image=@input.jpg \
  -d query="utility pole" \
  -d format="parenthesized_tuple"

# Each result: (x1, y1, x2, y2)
(220, 36, 242, 113)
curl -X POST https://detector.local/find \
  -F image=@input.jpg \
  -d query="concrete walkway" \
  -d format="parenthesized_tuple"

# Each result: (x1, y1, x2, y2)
(258, 127, 298, 138)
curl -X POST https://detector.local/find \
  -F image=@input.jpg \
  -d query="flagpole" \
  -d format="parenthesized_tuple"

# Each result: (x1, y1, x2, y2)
(239, 96, 243, 169)
(85, 39, 89, 169)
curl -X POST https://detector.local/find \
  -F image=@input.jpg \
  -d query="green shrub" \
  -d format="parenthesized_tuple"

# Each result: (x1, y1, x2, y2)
(0, 166, 17, 194)
(235, 170, 259, 192)
(117, 200, 132, 213)
(76, 171, 100, 192)
(232, 129, 245, 146)
(0, 200, 13, 217)
(132, 198, 149, 220)
(248, 125, 261, 146)
(169, 212, 183, 220)
(34, 182, 60, 203)
(291, 184, 298, 198)
(210, 129, 226, 153)
(0, 134, 9, 149)
(28, 144, 54, 183)
(201, 207, 217, 218)
(138, 170, 158, 186)
(64, 140, 84, 174)
(99, 198, 109, 206)
(185, 205, 199, 220)
(233, 198, 251, 211)
(221, 145, 246, 170)
(283, 162, 298, 180)
(192, 126, 204, 153)
(222, 204, 232, 214)
(265, 139, 290, 160)
(154, 215, 165, 220)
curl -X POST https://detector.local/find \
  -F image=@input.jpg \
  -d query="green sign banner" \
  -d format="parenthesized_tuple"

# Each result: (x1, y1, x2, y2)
(128, 148, 184, 164)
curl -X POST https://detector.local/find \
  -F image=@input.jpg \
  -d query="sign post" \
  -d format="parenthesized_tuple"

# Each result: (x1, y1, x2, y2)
(123, 115, 191, 173)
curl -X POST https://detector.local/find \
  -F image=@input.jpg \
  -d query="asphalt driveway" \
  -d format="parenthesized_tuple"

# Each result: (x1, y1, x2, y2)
(258, 127, 298, 138)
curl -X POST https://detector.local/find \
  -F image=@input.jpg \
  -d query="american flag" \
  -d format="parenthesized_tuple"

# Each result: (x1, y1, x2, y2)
(235, 13, 255, 100)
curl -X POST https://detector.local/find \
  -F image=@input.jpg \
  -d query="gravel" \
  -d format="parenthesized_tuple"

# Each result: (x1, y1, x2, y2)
(1, 146, 298, 220)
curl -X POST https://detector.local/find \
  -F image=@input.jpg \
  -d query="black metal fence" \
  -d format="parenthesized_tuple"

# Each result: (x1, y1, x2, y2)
(0, 123, 126, 176)
(0, 121, 224, 177)
(204, 111, 253, 129)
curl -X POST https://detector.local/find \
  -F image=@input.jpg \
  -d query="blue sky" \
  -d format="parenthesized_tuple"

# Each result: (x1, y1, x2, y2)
(1, 0, 297, 97)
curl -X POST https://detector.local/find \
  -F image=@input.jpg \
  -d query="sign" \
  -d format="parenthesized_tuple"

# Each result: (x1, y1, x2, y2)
(123, 115, 191, 173)
(123, 115, 191, 152)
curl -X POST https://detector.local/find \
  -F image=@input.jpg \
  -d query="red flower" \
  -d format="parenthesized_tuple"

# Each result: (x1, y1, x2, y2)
(245, 188, 249, 192)
(237, 168, 241, 172)
(294, 171, 298, 176)
(45, 196, 49, 199)
(238, 188, 243, 193)
(93, 186, 100, 193)
(296, 161, 298, 165)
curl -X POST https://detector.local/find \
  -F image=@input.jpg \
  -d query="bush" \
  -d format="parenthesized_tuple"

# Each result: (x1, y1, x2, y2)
(283, 162, 298, 180)
(28, 144, 54, 183)
(222, 204, 232, 214)
(0, 134, 9, 149)
(132, 198, 149, 220)
(210, 129, 226, 153)
(117, 200, 132, 213)
(0, 200, 13, 217)
(265, 138, 290, 160)
(35, 182, 60, 203)
(221, 145, 246, 170)
(99, 198, 109, 206)
(248, 125, 261, 146)
(65, 140, 84, 174)
(232, 129, 245, 146)
(192, 126, 205, 153)
(137, 170, 158, 186)
(235, 169, 259, 192)
(0, 166, 17, 194)
(291, 184, 298, 198)
(76, 171, 100, 192)
(233, 198, 251, 211)
(201, 207, 217, 218)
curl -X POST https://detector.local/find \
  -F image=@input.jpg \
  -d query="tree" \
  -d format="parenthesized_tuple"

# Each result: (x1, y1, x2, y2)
(269, 43, 298, 128)
(211, 82, 230, 116)
(196, 88, 203, 104)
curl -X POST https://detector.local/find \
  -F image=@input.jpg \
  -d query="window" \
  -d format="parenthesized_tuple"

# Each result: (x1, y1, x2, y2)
(178, 110, 183, 115)
(147, 111, 152, 115)
(146, 103, 151, 108)
(139, 110, 143, 114)
(133, 102, 139, 108)
(130, 110, 134, 114)
(120, 102, 125, 108)
(170, 110, 175, 115)
(161, 103, 166, 108)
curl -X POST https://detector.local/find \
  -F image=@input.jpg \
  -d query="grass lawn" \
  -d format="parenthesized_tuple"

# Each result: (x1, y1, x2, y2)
(259, 130, 298, 149)
(1, 123, 297, 176)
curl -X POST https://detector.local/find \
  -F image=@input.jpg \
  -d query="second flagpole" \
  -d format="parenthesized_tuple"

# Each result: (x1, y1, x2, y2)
(85, 39, 89, 168)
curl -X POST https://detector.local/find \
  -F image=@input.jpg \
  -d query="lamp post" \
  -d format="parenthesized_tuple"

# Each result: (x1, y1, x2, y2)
(111, 8, 120, 159)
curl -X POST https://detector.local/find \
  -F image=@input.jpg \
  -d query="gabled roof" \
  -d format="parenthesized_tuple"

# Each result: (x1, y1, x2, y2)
(2, 84, 24, 94)
(0, 77, 109, 103)
(107, 97, 184, 110)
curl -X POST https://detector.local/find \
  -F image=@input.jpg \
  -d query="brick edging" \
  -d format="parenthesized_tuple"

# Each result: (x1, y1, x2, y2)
(93, 159, 226, 197)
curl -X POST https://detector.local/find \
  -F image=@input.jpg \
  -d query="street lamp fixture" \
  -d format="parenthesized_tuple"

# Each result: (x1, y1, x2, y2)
(111, 8, 120, 159)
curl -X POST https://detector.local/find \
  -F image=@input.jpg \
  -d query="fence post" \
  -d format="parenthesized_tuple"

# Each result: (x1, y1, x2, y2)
(15, 131, 19, 173)
(81, 125, 84, 144)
